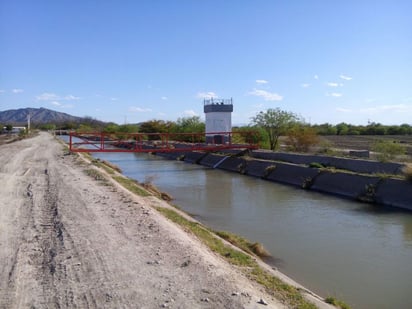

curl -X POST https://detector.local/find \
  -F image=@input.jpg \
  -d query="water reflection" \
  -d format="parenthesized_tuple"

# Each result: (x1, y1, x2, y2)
(352, 204, 412, 244)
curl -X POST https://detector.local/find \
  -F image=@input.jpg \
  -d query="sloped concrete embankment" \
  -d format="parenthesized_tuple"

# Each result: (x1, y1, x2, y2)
(155, 150, 412, 211)
(251, 151, 404, 175)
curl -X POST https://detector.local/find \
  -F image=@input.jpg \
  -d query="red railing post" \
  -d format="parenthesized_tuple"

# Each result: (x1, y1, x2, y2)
(69, 132, 72, 151)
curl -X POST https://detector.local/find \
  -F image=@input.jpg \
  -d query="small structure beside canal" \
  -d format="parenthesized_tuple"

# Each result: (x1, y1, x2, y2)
(203, 98, 233, 144)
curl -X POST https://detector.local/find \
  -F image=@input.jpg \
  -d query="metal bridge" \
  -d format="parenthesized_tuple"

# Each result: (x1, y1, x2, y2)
(69, 131, 259, 153)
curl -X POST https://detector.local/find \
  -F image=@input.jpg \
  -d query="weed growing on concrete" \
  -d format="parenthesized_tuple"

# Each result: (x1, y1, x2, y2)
(262, 165, 276, 178)
(176, 154, 185, 161)
(374, 173, 391, 180)
(309, 162, 324, 168)
(237, 162, 247, 174)
(357, 183, 377, 203)
(301, 176, 316, 189)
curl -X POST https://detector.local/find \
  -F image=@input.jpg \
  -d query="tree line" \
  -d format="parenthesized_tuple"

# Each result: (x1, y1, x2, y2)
(312, 122, 412, 136)
(12, 108, 410, 153)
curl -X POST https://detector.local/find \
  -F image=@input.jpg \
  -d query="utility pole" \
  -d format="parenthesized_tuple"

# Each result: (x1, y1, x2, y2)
(27, 113, 31, 133)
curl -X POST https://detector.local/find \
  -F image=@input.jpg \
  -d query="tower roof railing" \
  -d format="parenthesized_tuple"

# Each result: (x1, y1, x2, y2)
(203, 97, 233, 106)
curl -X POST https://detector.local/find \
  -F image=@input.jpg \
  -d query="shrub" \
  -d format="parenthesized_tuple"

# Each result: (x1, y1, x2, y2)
(286, 125, 319, 152)
(371, 140, 406, 162)
(402, 164, 412, 182)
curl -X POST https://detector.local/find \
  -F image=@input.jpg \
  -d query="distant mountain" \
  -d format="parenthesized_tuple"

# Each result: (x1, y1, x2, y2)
(0, 107, 86, 125)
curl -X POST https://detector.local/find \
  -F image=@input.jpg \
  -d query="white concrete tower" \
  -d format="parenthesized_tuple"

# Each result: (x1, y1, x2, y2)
(203, 97, 233, 144)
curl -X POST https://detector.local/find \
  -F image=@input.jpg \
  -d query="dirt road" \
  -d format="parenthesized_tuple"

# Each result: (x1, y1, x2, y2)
(0, 132, 286, 309)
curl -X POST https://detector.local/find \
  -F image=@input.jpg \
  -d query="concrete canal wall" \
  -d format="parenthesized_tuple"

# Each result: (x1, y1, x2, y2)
(374, 178, 412, 208)
(251, 151, 404, 175)
(152, 150, 412, 211)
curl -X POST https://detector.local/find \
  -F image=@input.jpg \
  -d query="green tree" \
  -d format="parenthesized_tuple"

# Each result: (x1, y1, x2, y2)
(175, 116, 204, 133)
(139, 120, 175, 140)
(173, 116, 205, 142)
(251, 108, 299, 150)
(347, 125, 361, 135)
(233, 126, 267, 147)
(286, 124, 319, 152)
(5, 124, 13, 133)
(336, 122, 349, 135)
(77, 124, 94, 132)
(365, 122, 386, 135)
(39, 123, 56, 131)
(400, 124, 412, 135)
(118, 124, 139, 133)
(313, 123, 337, 135)
(387, 125, 403, 135)
(60, 121, 78, 130)
(103, 123, 120, 134)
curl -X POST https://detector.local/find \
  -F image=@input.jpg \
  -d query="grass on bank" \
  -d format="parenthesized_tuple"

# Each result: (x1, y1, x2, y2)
(215, 230, 270, 258)
(92, 158, 122, 174)
(112, 176, 151, 197)
(84, 168, 106, 181)
(325, 297, 351, 309)
(76, 151, 172, 200)
(113, 175, 173, 200)
(156, 206, 319, 309)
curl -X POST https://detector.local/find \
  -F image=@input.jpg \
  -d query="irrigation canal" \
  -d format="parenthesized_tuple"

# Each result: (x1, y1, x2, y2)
(91, 151, 412, 309)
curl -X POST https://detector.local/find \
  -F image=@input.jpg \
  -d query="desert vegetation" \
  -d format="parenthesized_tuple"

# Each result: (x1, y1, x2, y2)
(13, 107, 410, 162)
(403, 164, 412, 182)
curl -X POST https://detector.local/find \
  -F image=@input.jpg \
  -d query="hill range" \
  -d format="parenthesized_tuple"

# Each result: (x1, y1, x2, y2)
(0, 107, 88, 125)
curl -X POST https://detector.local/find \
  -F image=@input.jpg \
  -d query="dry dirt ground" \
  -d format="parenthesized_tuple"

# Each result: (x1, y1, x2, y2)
(0, 132, 291, 309)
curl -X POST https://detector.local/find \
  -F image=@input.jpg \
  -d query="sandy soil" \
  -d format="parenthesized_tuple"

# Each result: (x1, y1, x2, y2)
(0, 132, 291, 309)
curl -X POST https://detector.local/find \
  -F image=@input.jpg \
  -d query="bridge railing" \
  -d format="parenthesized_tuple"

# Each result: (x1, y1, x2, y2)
(69, 131, 260, 153)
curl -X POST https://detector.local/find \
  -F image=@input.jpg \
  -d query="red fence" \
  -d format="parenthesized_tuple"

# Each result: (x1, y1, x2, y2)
(69, 131, 259, 153)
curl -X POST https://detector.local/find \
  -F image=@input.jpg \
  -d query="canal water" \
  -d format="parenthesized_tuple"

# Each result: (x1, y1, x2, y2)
(92, 152, 412, 309)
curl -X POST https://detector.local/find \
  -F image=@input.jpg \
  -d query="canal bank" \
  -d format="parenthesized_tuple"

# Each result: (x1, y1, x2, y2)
(3, 132, 333, 309)
(57, 134, 341, 308)
(154, 150, 412, 211)
(92, 150, 412, 309)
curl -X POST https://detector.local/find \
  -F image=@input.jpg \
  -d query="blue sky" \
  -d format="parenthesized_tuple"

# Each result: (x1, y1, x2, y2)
(1, 0, 411, 125)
